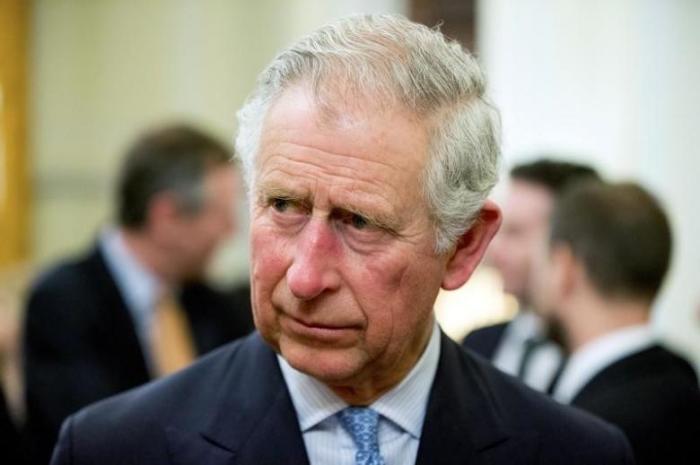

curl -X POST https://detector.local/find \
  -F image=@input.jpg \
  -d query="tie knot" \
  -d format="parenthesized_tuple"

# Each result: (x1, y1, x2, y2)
(155, 289, 179, 312)
(338, 407, 384, 465)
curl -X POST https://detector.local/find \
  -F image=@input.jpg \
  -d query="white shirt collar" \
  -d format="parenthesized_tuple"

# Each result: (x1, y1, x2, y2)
(278, 321, 441, 439)
(99, 228, 161, 322)
(553, 324, 656, 404)
(506, 309, 546, 342)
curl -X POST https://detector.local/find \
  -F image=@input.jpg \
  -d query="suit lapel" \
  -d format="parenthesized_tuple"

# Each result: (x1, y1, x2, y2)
(85, 245, 150, 384)
(416, 333, 538, 465)
(168, 334, 309, 465)
(167, 332, 540, 465)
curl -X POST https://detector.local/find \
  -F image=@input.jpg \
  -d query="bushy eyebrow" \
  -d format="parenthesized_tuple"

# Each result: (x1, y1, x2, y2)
(256, 182, 401, 232)
(256, 185, 308, 204)
(336, 207, 400, 233)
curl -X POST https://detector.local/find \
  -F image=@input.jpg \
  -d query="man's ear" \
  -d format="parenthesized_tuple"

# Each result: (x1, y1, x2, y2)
(441, 199, 502, 290)
(550, 243, 579, 300)
(147, 191, 181, 237)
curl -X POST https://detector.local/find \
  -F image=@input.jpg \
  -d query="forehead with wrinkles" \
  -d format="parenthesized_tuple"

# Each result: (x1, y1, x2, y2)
(258, 85, 427, 185)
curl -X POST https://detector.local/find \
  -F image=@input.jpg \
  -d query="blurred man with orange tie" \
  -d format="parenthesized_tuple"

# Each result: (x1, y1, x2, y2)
(22, 124, 254, 465)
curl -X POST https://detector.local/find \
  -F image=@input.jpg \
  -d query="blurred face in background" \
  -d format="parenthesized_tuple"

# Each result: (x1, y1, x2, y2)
(528, 237, 576, 347)
(528, 234, 560, 319)
(162, 165, 238, 280)
(486, 179, 553, 308)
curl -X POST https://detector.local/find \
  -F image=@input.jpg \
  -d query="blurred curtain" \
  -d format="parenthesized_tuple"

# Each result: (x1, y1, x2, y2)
(0, 0, 30, 267)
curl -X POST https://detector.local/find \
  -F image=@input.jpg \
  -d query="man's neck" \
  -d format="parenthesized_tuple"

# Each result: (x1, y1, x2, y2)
(564, 294, 651, 352)
(120, 228, 177, 287)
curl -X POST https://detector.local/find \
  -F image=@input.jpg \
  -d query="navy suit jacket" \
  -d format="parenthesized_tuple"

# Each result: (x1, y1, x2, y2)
(51, 332, 633, 465)
(1, 385, 24, 464)
(461, 322, 508, 360)
(571, 344, 700, 465)
(23, 244, 254, 465)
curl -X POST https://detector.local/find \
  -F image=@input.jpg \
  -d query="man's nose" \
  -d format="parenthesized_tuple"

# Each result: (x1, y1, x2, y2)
(286, 218, 341, 301)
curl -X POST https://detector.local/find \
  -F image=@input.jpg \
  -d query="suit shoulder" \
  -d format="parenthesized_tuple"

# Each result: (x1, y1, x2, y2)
(52, 333, 284, 464)
(637, 345, 699, 393)
(648, 345, 699, 382)
(463, 322, 509, 341)
(575, 345, 700, 421)
(29, 254, 92, 296)
(63, 334, 256, 438)
(26, 247, 105, 314)
(455, 344, 632, 462)
(583, 345, 698, 396)
(461, 321, 508, 356)
(569, 345, 700, 464)
(24, 252, 104, 331)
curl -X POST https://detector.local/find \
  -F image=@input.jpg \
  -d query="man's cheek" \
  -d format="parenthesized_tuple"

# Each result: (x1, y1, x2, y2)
(252, 228, 289, 270)
(252, 233, 295, 316)
(361, 251, 409, 293)
(253, 246, 290, 285)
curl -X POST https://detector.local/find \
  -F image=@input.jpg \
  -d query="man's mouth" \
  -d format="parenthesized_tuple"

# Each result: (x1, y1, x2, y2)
(281, 313, 361, 344)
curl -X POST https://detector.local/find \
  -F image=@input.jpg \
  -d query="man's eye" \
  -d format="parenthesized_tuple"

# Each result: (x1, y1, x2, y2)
(350, 214, 369, 230)
(271, 198, 290, 212)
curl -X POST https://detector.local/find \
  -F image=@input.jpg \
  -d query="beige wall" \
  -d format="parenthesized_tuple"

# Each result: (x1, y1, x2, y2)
(30, 0, 407, 281)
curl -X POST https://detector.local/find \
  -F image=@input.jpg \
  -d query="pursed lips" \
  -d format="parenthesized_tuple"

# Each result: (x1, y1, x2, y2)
(280, 312, 363, 344)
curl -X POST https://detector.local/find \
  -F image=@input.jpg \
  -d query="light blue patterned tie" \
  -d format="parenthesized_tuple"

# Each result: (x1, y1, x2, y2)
(338, 407, 385, 465)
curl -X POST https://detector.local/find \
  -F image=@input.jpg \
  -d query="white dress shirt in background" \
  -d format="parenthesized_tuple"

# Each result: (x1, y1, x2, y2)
(492, 310, 563, 391)
(99, 228, 161, 373)
(552, 324, 655, 404)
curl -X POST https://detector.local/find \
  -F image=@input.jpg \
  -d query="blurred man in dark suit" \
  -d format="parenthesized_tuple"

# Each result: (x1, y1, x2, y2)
(531, 181, 700, 465)
(22, 124, 254, 465)
(50, 15, 633, 465)
(463, 159, 599, 391)
(1, 384, 23, 464)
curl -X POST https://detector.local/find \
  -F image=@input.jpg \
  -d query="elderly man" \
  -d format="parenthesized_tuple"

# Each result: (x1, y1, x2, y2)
(51, 15, 632, 465)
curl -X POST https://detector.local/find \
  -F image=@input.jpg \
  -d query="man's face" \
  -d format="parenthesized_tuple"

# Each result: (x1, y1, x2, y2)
(528, 238, 572, 345)
(250, 86, 450, 389)
(528, 233, 557, 318)
(168, 166, 238, 279)
(486, 180, 553, 307)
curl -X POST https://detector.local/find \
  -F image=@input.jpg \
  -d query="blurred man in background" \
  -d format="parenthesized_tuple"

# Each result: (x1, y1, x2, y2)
(531, 181, 700, 465)
(462, 159, 599, 391)
(22, 124, 254, 465)
(1, 384, 23, 464)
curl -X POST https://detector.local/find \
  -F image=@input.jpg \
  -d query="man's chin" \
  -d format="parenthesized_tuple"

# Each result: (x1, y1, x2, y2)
(279, 340, 365, 383)
(179, 266, 207, 283)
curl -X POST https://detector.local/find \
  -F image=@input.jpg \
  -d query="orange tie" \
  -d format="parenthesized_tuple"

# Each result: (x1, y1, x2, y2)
(150, 292, 196, 377)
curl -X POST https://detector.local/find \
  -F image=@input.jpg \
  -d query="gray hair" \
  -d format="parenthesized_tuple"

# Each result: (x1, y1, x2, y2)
(235, 14, 500, 253)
